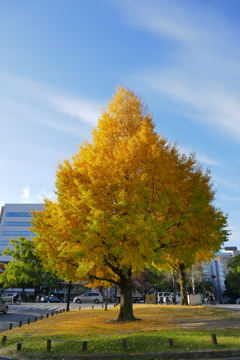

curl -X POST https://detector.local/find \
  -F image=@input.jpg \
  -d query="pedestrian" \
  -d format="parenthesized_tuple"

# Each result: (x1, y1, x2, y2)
(35, 294, 40, 302)
(25, 293, 29, 303)
(207, 292, 214, 305)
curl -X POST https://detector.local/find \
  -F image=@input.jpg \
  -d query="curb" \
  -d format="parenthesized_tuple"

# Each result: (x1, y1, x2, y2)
(2, 349, 240, 359)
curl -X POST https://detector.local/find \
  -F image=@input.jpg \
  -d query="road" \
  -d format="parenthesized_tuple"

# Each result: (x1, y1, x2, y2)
(214, 303, 240, 311)
(0, 301, 106, 333)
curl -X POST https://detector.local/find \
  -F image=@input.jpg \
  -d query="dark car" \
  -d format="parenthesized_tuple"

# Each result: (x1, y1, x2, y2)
(222, 297, 236, 304)
(40, 295, 64, 303)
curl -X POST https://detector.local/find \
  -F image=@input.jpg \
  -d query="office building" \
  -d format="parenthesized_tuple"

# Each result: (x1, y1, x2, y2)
(0, 203, 44, 263)
(215, 246, 240, 277)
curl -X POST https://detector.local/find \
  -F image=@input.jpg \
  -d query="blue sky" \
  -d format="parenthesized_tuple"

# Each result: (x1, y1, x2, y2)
(0, 0, 239, 247)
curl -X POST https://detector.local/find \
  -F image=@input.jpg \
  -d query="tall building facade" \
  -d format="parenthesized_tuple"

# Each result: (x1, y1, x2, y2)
(200, 246, 240, 302)
(215, 247, 240, 277)
(0, 203, 44, 263)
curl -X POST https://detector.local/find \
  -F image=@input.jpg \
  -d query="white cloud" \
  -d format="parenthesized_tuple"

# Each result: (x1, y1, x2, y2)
(19, 187, 55, 205)
(20, 186, 30, 203)
(32, 190, 56, 203)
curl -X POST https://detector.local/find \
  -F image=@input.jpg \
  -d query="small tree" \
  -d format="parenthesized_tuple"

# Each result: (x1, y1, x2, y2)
(132, 269, 156, 300)
(223, 255, 240, 301)
(0, 237, 58, 298)
(147, 267, 174, 292)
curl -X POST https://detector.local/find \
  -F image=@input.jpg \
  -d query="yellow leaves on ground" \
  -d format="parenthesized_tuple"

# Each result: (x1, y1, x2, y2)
(4, 305, 237, 339)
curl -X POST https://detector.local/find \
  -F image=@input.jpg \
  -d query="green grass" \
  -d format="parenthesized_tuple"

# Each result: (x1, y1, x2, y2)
(1, 305, 240, 357)
(4, 329, 240, 355)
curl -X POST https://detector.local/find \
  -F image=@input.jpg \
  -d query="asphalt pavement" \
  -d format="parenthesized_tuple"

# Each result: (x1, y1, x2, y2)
(0, 301, 103, 332)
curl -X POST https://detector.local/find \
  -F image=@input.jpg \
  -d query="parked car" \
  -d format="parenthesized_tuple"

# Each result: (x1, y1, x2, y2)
(0, 293, 21, 304)
(157, 292, 172, 303)
(40, 295, 64, 303)
(169, 292, 181, 304)
(0, 298, 8, 313)
(73, 292, 103, 304)
(0, 293, 15, 302)
(222, 297, 236, 304)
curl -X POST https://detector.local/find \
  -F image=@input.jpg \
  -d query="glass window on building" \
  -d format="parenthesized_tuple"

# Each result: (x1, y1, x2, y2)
(4, 222, 31, 226)
(6, 212, 32, 217)
(2, 231, 36, 236)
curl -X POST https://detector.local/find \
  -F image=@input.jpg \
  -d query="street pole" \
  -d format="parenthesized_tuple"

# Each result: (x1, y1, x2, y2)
(66, 281, 71, 312)
(105, 287, 108, 311)
(172, 269, 176, 304)
(192, 265, 196, 294)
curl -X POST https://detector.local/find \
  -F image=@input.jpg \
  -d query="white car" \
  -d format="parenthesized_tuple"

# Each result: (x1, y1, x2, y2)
(73, 292, 103, 304)
(157, 292, 171, 303)
(0, 293, 14, 302)
(0, 293, 21, 304)
(168, 292, 181, 304)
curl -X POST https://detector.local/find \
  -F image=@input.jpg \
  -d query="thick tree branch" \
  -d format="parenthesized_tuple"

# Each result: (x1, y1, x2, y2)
(65, 260, 79, 268)
(89, 274, 119, 286)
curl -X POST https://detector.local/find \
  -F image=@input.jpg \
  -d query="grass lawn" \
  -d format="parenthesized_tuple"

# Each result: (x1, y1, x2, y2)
(1, 304, 240, 357)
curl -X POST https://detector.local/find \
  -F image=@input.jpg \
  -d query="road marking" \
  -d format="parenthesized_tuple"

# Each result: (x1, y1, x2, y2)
(8, 305, 64, 312)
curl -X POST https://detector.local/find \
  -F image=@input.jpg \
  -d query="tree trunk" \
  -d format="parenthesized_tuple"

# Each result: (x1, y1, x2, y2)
(34, 286, 40, 300)
(117, 274, 136, 322)
(178, 262, 188, 306)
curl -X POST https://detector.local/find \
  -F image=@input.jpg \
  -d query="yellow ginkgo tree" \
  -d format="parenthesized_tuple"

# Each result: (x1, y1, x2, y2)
(153, 162, 229, 305)
(32, 87, 228, 321)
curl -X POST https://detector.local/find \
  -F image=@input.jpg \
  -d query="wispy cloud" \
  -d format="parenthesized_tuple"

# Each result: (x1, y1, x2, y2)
(227, 221, 240, 244)
(220, 194, 240, 203)
(0, 73, 101, 136)
(117, 0, 240, 143)
(119, 0, 209, 48)
(134, 72, 240, 142)
(48, 94, 101, 126)
(212, 175, 240, 192)
(119, 0, 237, 54)
(177, 145, 221, 167)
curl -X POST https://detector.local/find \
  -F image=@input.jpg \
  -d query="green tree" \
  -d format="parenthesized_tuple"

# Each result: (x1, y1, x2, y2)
(147, 267, 174, 293)
(223, 255, 240, 301)
(132, 269, 157, 300)
(0, 237, 58, 298)
(32, 87, 228, 321)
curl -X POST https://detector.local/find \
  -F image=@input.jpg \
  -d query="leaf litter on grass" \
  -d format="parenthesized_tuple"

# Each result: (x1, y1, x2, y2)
(2, 304, 240, 356)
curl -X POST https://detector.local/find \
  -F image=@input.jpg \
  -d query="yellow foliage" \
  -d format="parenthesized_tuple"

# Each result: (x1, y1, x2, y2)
(32, 87, 228, 320)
